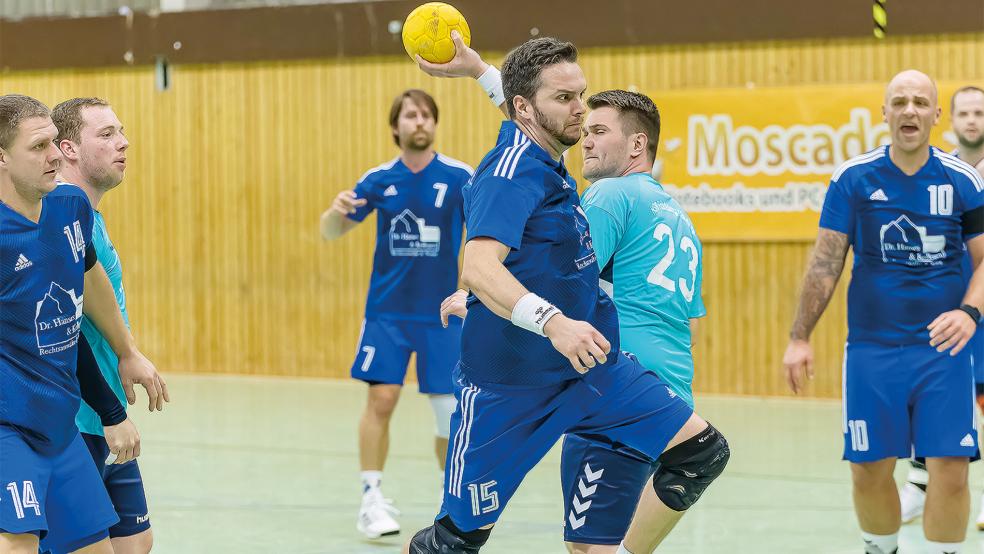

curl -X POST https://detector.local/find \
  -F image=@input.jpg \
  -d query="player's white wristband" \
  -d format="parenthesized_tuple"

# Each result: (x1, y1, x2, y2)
(511, 293, 561, 336)
(476, 65, 505, 107)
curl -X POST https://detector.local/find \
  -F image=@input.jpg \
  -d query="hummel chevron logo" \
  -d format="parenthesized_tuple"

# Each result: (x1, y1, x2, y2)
(568, 512, 585, 529)
(567, 463, 606, 531)
(571, 495, 591, 514)
(578, 479, 597, 498)
(869, 188, 888, 201)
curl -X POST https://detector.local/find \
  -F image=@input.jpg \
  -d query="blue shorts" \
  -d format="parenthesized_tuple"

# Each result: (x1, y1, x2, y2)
(561, 434, 656, 545)
(80, 433, 152, 538)
(0, 426, 117, 553)
(350, 318, 461, 394)
(843, 341, 978, 462)
(438, 353, 693, 531)
(971, 331, 984, 384)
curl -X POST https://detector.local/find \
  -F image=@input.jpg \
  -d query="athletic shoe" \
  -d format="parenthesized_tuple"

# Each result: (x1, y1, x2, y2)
(357, 489, 401, 539)
(976, 490, 984, 531)
(899, 482, 925, 524)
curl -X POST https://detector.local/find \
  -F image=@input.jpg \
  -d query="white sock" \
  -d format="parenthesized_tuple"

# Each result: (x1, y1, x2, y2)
(926, 540, 962, 553)
(861, 531, 897, 554)
(907, 466, 929, 486)
(361, 470, 383, 494)
(616, 543, 635, 554)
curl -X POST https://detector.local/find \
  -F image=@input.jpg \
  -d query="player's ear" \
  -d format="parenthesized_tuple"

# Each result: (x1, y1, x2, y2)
(57, 139, 77, 160)
(0, 146, 7, 167)
(882, 104, 887, 123)
(631, 133, 647, 159)
(513, 96, 531, 121)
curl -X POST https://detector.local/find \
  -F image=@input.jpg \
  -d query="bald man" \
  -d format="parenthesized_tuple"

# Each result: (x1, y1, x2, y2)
(784, 70, 984, 554)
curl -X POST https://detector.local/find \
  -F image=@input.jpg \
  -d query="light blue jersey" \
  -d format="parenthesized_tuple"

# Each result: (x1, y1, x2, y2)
(76, 210, 129, 436)
(581, 172, 705, 406)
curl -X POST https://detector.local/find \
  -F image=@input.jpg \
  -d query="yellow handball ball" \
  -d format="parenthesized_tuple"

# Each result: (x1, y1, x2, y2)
(402, 2, 471, 64)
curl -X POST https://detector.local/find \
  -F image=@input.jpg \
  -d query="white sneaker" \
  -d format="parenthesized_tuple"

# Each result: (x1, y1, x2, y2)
(357, 490, 401, 539)
(899, 482, 925, 524)
(976, 491, 984, 531)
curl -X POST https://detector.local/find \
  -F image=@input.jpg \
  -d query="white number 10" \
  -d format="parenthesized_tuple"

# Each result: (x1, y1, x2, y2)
(928, 184, 953, 216)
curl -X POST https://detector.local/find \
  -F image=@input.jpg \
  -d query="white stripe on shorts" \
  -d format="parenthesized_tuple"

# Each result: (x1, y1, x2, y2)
(449, 385, 479, 497)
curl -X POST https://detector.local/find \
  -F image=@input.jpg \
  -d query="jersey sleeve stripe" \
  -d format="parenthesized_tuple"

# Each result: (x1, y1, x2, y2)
(935, 151, 984, 192)
(357, 157, 400, 183)
(493, 146, 515, 176)
(831, 149, 885, 183)
(495, 135, 529, 178)
(437, 154, 475, 175)
(506, 140, 532, 179)
(492, 131, 522, 177)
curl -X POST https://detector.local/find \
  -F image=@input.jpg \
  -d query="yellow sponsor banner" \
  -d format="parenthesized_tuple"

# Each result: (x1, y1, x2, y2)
(654, 82, 973, 241)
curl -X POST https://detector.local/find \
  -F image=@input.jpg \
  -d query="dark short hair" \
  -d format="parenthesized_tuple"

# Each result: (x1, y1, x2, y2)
(501, 37, 578, 119)
(0, 94, 50, 150)
(388, 89, 438, 146)
(951, 86, 984, 113)
(587, 90, 661, 161)
(51, 97, 110, 144)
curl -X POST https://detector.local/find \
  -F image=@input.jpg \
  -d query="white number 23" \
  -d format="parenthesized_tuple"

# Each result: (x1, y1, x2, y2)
(646, 223, 699, 302)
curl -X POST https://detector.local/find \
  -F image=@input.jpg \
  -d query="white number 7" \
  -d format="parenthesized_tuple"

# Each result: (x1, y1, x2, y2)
(433, 183, 448, 208)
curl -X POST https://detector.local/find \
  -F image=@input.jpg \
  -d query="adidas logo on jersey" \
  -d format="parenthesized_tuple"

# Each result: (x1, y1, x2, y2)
(14, 254, 32, 272)
(869, 189, 888, 201)
(961, 433, 975, 447)
(383, 185, 398, 197)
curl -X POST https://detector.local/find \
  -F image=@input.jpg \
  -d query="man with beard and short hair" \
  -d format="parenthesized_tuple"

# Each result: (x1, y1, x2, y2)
(51, 97, 157, 554)
(403, 37, 729, 554)
(0, 93, 166, 554)
(320, 89, 472, 540)
(784, 71, 984, 554)
(899, 85, 984, 531)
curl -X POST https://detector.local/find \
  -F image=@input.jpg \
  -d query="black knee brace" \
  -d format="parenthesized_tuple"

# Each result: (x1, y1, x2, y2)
(408, 516, 492, 553)
(652, 423, 730, 511)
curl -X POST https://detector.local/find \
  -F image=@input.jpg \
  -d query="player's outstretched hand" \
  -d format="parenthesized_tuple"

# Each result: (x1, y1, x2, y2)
(330, 190, 367, 216)
(103, 417, 140, 465)
(928, 309, 977, 356)
(440, 289, 469, 327)
(543, 314, 611, 374)
(416, 30, 488, 79)
(118, 350, 170, 411)
(782, 339, 814, 395)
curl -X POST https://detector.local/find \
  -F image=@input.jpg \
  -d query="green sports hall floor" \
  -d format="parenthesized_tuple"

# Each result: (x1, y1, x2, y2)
(126, 374, 984, 553)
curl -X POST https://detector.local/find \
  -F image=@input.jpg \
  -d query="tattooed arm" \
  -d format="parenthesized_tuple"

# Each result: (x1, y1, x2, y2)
(783, 229, 850, 394)
(790, 229, 851, 340)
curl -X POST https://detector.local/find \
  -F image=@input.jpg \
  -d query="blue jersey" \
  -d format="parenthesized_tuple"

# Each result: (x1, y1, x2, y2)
(0, 185, 94, 455)
(77, 210, 129, 437)
(348, 153, 472, 322)
(820, 146, 984, 345)
(582, 173, 705, 406)
(460, 121, 620, 388)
